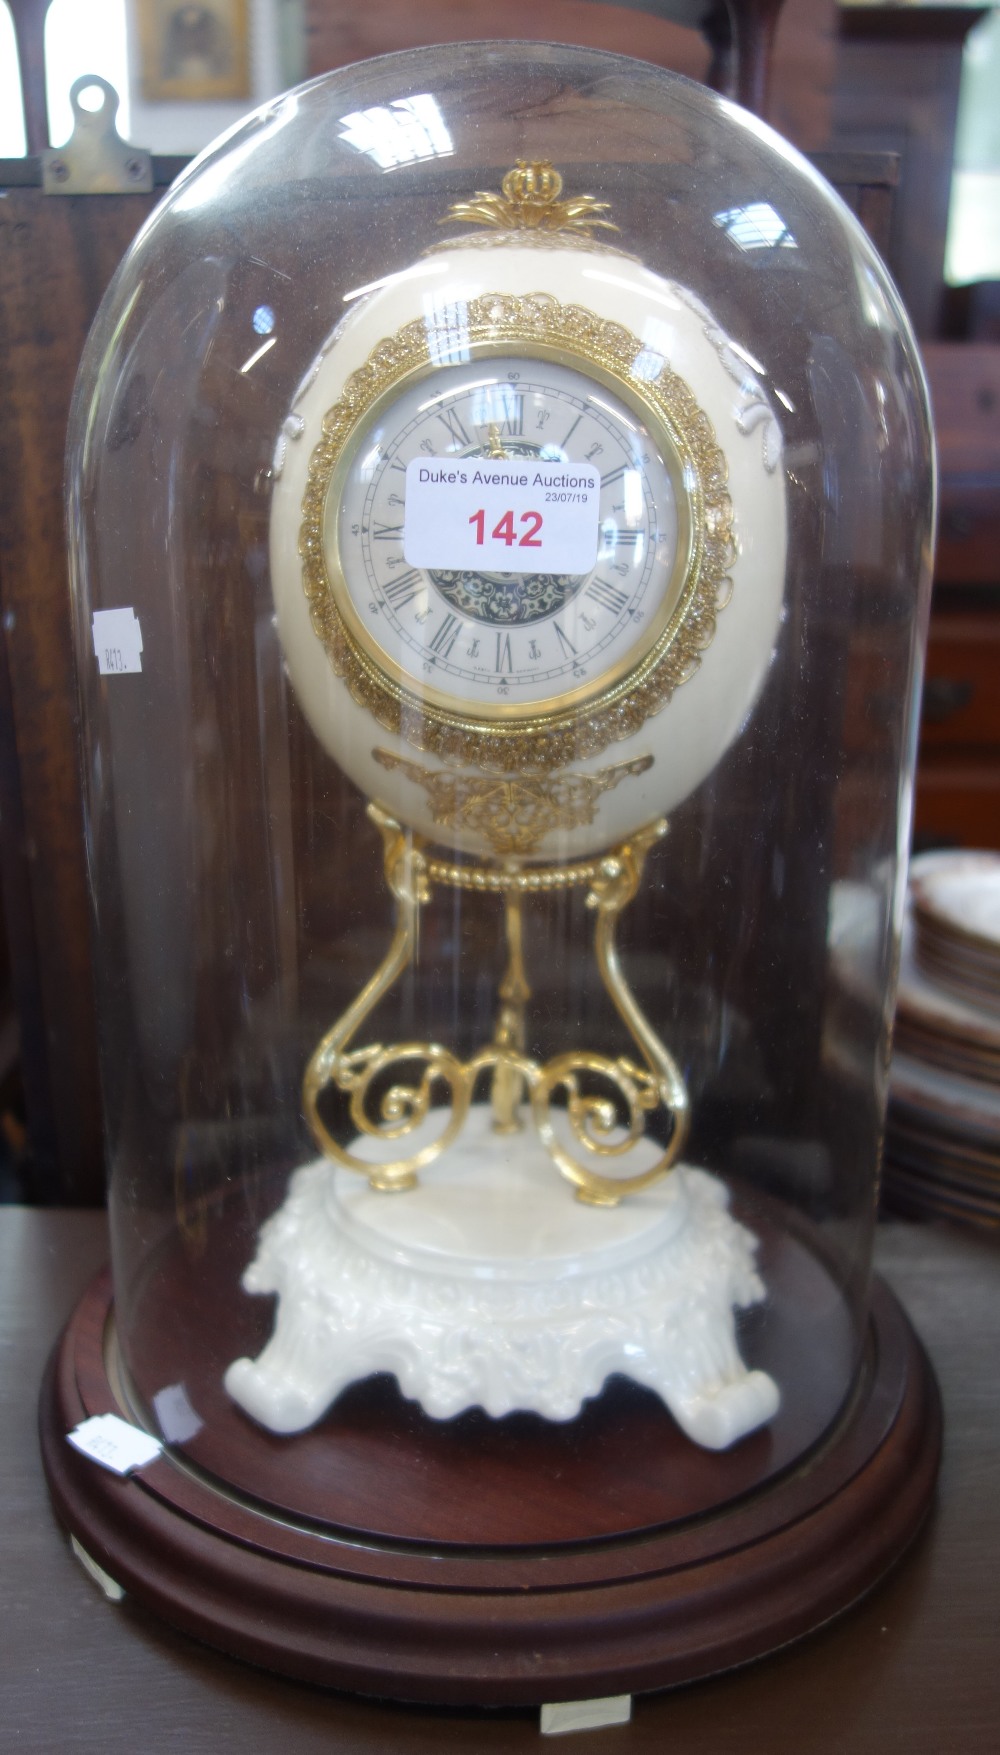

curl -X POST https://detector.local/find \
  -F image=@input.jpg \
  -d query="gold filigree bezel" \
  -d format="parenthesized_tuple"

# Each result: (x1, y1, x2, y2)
(299, 292, 734, 776)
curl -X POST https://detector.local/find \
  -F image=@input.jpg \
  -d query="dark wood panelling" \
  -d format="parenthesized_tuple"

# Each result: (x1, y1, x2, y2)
(832, 6, 985, 340)
(921, 615, 1000, 751)
(914, 344, 1000, 851)
(0, 188, 161, 1200)
(915, 760, 1000, 851)
(305, 0, 835, 147)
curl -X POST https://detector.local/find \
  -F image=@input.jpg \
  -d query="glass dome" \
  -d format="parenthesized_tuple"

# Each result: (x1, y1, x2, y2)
(55, 41, 936, 1700)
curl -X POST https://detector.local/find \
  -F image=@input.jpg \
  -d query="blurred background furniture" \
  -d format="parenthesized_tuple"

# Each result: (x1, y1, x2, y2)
(917, 344, 1000, 852)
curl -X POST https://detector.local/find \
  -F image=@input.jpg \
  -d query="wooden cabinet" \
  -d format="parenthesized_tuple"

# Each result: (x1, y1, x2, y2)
(831, 5, 986, 341)
(915, 345, 1000, 851)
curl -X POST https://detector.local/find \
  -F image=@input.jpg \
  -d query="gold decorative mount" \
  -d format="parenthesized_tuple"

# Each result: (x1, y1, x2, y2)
(303, 804, 690, 1207)
(443, 161, 618, 239)
(371, 748, 653, 858)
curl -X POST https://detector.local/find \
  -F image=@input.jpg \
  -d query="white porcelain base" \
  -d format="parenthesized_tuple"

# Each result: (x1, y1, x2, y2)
(225, 1108, 779, 1449)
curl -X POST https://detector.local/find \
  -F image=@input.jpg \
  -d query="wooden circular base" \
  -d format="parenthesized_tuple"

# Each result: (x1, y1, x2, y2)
(39, 1265, 940, 1706)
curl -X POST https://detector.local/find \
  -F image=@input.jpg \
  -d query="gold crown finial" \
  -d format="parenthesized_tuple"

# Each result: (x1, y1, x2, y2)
(442, 160, 617, 238)
(501, 160, 563, 209)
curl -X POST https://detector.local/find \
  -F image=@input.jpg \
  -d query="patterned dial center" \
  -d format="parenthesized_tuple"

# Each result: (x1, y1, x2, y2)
(426, 439, 584, 627)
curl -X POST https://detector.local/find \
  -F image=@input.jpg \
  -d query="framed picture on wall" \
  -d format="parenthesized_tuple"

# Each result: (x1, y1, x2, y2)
(135, 0, 251, 101)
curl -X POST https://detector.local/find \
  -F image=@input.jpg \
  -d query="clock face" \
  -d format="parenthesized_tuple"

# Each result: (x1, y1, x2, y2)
(326, 355, 688, 720)
(287, 286, 744, 789)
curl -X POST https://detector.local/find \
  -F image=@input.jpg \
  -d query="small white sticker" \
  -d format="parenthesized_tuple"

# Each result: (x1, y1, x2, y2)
(152, 1382, 203, 1444)
(92, 607, 143, 676)
(67, 1413, 163, 1476)
(541, 1695, 632, 1736)
(403, 458, 600, 575)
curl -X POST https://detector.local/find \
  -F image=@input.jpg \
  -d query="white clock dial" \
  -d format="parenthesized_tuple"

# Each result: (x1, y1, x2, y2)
(329, 357, 684, 717)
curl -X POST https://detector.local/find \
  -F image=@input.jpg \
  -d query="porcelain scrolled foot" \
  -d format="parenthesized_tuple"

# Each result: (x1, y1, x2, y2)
(224, 1109, 781, 1450)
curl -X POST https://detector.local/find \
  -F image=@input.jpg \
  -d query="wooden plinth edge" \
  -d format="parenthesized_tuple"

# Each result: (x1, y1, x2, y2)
(38, 1266, 941, 1707)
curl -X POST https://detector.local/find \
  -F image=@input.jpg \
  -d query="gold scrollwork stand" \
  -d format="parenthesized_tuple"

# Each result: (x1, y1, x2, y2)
(302, 804, 690, 1206)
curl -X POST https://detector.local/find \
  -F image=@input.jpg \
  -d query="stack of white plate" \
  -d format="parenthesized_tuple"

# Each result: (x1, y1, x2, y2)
(885, 852, 1000, 1230)
(910, 855, 1000, 1012)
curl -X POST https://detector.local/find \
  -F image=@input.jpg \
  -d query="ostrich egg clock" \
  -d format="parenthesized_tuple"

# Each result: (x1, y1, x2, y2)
(269, 162, 787, 861)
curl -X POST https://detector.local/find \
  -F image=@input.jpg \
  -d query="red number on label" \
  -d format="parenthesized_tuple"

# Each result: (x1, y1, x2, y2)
(470, 509, 544, 548)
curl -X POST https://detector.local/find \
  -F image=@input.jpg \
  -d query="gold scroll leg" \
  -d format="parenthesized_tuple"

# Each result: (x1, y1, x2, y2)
(302, 803, 470, 1193)
(491, 883, 530, 1134)
(532, 819, 691, 1207)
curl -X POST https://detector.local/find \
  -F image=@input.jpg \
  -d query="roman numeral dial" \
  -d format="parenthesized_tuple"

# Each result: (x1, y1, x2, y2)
(330, 351, 684, 718)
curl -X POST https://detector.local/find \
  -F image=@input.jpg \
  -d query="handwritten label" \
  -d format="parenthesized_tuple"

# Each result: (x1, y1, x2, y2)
(67, 1413, 163, 1476)
(92, 607, 143, 676)
(403, 458, 600, 575)
(540, 1695, 632, 1736)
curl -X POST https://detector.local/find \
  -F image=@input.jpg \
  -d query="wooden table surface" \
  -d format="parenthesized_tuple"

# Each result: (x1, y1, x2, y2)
(4, 1206, 998, 1752)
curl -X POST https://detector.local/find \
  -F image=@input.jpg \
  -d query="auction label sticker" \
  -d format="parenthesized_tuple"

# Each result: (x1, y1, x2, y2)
(68, 1413, 163, 1476)
(92, 607, 143, 675)
(403, 458, 600, 575)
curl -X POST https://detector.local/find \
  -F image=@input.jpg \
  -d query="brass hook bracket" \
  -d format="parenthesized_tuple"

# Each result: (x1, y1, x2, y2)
(302, 805, 689, 1206)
